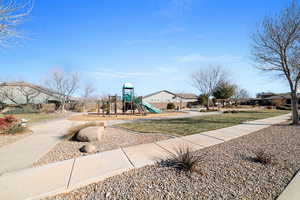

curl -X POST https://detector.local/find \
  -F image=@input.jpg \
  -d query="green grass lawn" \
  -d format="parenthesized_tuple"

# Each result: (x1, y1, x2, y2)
(116, 110, 290, 136)
(0, 113, 64, 124)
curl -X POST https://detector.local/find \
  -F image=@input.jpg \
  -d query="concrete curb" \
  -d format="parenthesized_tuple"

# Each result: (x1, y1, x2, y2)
(0, 114, 291, 200)
(277, 170, 300, 200)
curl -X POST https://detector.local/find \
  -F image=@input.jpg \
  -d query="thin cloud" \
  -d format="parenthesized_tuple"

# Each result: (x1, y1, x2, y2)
(159, 0, 194, 19)
(156, 66, 180, 73)
(87, 70, 155, 79)
(177, 54, 244, 63)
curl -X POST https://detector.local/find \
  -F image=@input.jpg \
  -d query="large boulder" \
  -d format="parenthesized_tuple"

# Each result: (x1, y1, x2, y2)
(80, 144, 97, 153)
(76, 126, 104, 142)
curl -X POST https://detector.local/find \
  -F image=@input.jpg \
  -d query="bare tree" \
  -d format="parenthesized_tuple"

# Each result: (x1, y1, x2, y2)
(82, 83, 95, 99)
(233, 86, 250, 99)
(0, 0, 33, 47)
(0, 84, 19, 105)
(191, 65, 227, 110)
(44, 69, 80, 111)
(17, 85, 39, 104)
(81, 83, 95, 112)
(251, 1, 300, 125)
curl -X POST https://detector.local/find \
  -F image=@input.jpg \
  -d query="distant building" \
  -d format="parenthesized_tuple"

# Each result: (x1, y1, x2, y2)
(143, 90, 198, 109)
(249, 92, 300, 106)
(0, 81, 62, 107)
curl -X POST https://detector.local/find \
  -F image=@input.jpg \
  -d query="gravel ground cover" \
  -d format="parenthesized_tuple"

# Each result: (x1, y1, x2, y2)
(34, 127, 171, 166)
(45, 123, 300, 200)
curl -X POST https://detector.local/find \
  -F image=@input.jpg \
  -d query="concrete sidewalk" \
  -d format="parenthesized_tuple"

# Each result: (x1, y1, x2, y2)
(0, 119, 84, 175)
(0, 111, 219, 175)
(277, 170, 300, 200)
(0, 114, 290, 200)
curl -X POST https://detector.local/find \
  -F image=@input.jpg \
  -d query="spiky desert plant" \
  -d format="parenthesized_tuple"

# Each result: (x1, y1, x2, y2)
(160, 146, 202, 174)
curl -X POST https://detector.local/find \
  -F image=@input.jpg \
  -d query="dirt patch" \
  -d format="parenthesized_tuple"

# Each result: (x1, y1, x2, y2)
(68, 112, 182, 121)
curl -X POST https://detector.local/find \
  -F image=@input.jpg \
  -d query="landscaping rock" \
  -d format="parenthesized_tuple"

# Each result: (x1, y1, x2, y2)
(76, 126, 104, 142)
(80, 144, 97, 153)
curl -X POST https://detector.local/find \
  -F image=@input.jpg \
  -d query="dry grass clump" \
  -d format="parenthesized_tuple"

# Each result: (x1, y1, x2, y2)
(253, 149, 275, 165)
(159, 146, 203, 175)
(62, 122, 105, 140)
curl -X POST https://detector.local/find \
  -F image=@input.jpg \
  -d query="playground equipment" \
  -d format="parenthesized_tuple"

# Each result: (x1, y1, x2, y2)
(97, 83, 161, 116)
(122, 82, 161, 114)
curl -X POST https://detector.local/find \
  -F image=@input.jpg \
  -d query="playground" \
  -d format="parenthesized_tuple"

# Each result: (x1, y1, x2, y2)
(70, 83, 182, 121)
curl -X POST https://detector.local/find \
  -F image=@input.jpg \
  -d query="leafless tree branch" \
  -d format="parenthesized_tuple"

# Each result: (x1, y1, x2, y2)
(191, 65, 228, 110)
(251, 0, 300, 124)
(44, 68, 80, 111)
(0, 0, 33, 47)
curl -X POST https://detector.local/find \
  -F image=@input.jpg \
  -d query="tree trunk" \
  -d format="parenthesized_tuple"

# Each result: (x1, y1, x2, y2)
(291, 91, 299, 125)
(61, 100, 66, 112)
(206, 96, 210, 110)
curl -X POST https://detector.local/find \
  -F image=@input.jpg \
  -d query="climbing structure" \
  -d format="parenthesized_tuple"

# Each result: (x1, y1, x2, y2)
(122, 83, 135, 114)
(122, 83, 161, 114)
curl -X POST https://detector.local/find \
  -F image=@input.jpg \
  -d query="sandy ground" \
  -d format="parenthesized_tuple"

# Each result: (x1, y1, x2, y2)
(0, 130, 32, 148)
(68, 112, 182, 121)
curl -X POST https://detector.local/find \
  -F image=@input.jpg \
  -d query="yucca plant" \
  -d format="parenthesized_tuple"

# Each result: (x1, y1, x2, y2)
(159, 146, 203, 174)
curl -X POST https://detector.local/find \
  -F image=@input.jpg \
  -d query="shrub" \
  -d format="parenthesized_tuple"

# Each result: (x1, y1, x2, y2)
(41, 103, 56, 113)
(0, 115, 18, 128)
(74, 104, 84, 112)
(167, 103, 176, 110)
(200, 109, 218, 112)
(253, 149, 275, 165)
(3, 106, 40, 114)
(3, 115, 18, 123)
(159, 146, 202, 175)
(0, 118, 9, 128)
(223, 110, 239, 113)
(276, 105, 291, 110)
(0, 115, 25, 134)
(5, 123, 25, 134)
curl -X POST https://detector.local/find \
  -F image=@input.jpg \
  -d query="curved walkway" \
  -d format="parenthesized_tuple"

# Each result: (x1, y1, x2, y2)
(0, 114, 290, 200)
(0, 118, 85, 175)
(0, 111, 218, 175)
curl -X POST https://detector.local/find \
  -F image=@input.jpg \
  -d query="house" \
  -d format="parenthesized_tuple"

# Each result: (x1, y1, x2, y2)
(0, 81, 62, 107)
(265, 93, 300, 105)
(143, 90, 198, 109)
(246, 92, 300, 106)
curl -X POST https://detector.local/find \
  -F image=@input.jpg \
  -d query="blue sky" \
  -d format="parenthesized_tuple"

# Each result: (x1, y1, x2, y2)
(0, 0, 292, 97)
